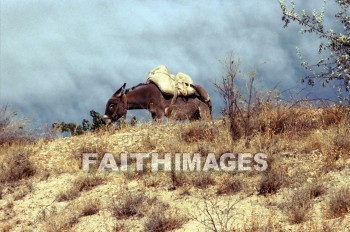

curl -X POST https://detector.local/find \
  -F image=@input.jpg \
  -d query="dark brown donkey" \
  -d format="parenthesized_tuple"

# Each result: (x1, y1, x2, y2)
(103, 82, 212, 123)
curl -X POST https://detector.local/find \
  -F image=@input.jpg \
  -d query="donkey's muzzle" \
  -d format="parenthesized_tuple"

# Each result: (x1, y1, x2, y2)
(103, 115, 112, 124)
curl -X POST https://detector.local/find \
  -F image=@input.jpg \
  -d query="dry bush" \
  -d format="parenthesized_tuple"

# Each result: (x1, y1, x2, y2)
(56, 174, 104, 201)
(111, 190, 148, 219)
(0, 106, 33, 145)
(73, 174, 104, 191)
(181, 123, 215, 143)
(79, 198, 101, 217)
(191, 193, 242, 232)
(320, 105, 345, 128)
(44, 210, 80, 232)
(0, 145, 36, 183)
(44, 197, 101, 231)
(43, 205, 77, 231)
(301, 138, 323, 154)
(191, 173, 216, 189)
(322, 151, 340, 173)
(257, 156, 286, 195)
(307, 182, 326, 199)
(258, 163, 286, 195)
(216, 177, 242, 195)
(332, 121, 350, 159)
(243, 213, 280, 232)
(213, 55, 350, 156)
(287, 189, 312, 224)
(251, 100, 324, 138)
(56, 187, 80, 202)
(144, 205, 187, 232)
(141, 173, 163, 188)
(258, 171, 283, 195)
(170, 171, 190, 188)
(333, 134, 350, 153)
(215, 55, 348, 145)
(328, 187, 350, 218)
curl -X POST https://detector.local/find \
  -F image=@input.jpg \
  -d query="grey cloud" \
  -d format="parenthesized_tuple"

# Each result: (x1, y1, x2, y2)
(0, 0, 340, 127)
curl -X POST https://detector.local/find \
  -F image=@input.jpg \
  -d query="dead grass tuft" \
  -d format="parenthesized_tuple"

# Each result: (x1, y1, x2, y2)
(216, 177, 243, 195)
(170, 171, 190, 188)
(181, 123, 215, 143)
(321, 105, 345, 128)
(258, 164, 286, 195)
(44, 197, 101, 231)
(191, 173, 216, 189)
(56, 174, 104, 201)
(308, 182, 326, 199)
(79, 198, 101, 216)
(111, 190, 148, 219)
(287, 189, 312, 224)
(0, 145, 36, 183)
(144, 205, 187, 232)
(328, 187, 350, 218)
(334, 133, 350, 148)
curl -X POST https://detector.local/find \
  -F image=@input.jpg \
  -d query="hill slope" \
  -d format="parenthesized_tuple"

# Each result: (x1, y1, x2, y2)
(1, 108, 350, 231)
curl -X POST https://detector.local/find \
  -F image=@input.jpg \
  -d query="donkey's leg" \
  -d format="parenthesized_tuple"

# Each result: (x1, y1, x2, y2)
(155, 109, 165, 122)
(150, 108, 164, 122)
(198, 102, 212, 121)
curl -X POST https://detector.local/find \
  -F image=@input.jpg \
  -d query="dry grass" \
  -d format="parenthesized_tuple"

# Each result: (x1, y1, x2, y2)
(0, 144, 36, 183)
(308, 182, 326, 199)
(216, 177, 243, 195)
(43, 197, 102, 231)
(170, 171, 190, 188)
(13, 181, 33, 201)
(2, 101, 350, 231)
(144, 204, 188, 232)
(191, 173, 216, 189)
(258, 162, 286, 195)
(181, 123, 216, 143)
(287, 189, 313, 224)
(79, 198, 101, 216)
(281, 183, 326, 225)
(56, 174, 104, 202)
(44, 211, 80, 232)
(73, 139, 112, 161)
(328, 187, 350, 218)
(0, 106, 33, 145)
(0, 106, 36, 184)
(111, 190, 149, 219)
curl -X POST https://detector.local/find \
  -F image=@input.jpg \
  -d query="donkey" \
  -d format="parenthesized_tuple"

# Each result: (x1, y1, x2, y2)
(103, 82, 211, 123)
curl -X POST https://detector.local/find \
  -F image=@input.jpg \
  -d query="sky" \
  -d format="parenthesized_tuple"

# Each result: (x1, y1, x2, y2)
(0, 0, 342, 127)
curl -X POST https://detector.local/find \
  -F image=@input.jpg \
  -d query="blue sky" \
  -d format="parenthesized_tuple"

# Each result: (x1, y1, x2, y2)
(0, 0, 341, 126)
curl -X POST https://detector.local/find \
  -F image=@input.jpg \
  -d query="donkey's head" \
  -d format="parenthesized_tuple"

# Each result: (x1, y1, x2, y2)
(103, 83, 127, 124)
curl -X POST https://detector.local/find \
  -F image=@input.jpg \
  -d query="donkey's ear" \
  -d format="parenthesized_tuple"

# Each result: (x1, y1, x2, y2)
(113, 83, 126, 97)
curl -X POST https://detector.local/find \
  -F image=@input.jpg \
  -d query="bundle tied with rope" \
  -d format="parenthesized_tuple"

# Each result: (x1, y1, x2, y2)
(146, 65, 196, 96)
(146, 65, 211, 117)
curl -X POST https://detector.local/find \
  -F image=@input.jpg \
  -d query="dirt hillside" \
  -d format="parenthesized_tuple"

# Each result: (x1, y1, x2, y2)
(1, 108, 350, 231)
